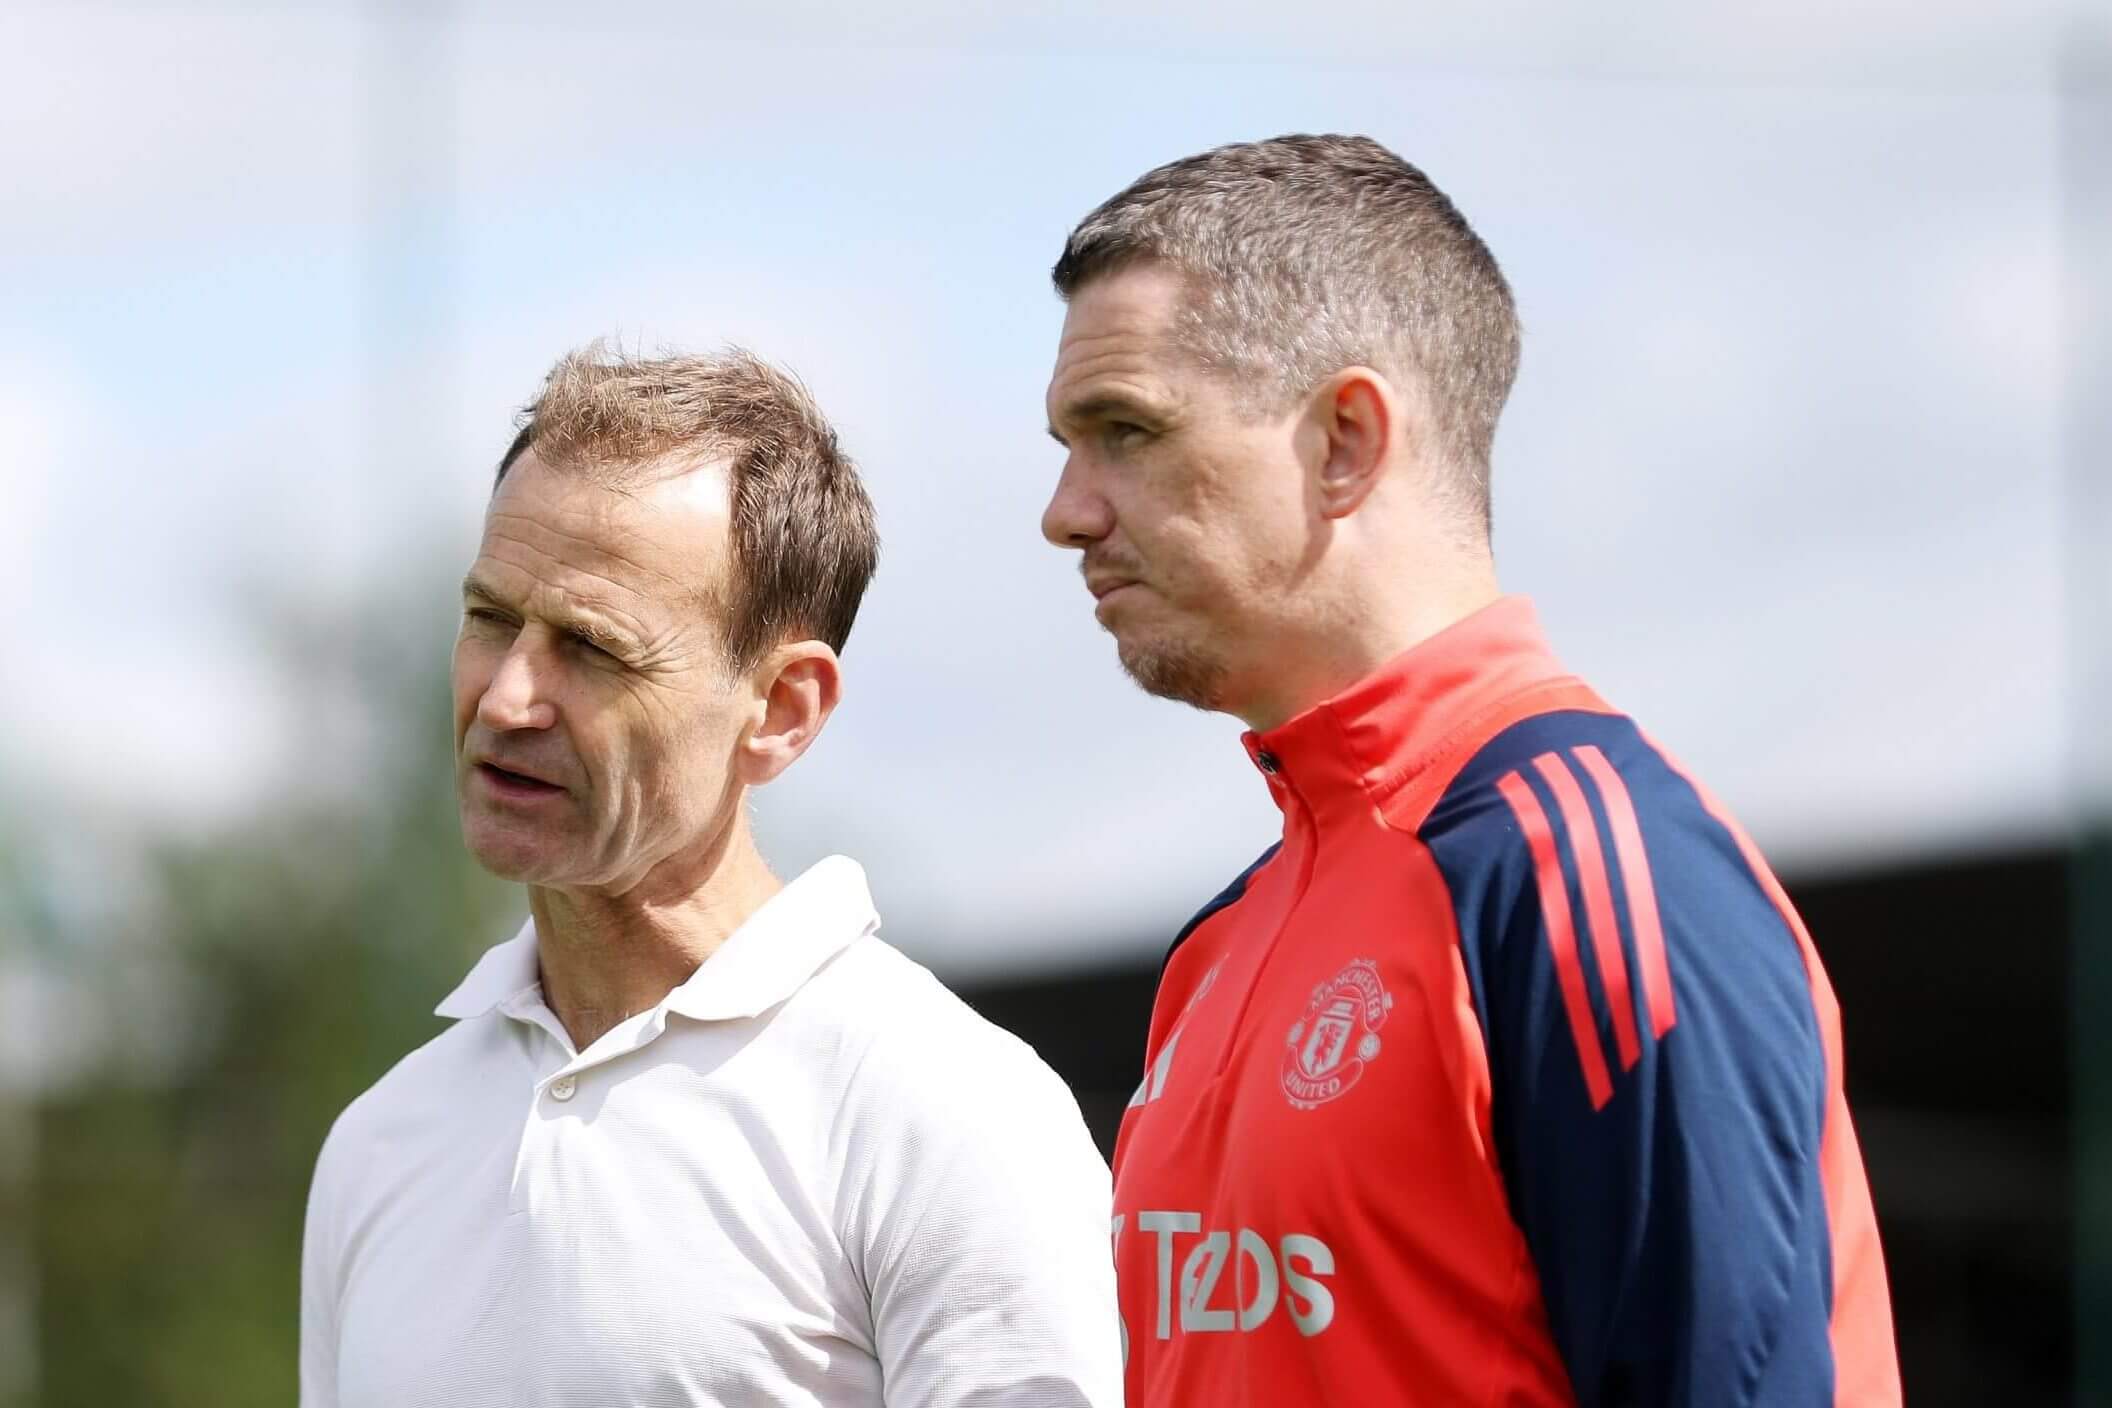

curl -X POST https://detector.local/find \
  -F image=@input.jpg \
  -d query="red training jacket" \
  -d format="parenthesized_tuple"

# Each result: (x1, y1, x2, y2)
(1111, 596, 1900, 1406)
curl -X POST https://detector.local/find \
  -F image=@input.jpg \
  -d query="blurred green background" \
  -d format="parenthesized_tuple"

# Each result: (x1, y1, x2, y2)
(9, 598, 508, 1404)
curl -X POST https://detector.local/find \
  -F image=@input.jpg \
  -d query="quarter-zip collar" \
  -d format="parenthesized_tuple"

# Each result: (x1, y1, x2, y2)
(1242, 596, 1578, 828)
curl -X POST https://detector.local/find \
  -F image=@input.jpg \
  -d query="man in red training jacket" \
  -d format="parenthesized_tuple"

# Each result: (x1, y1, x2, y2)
(1039, 133, 1902, 1406)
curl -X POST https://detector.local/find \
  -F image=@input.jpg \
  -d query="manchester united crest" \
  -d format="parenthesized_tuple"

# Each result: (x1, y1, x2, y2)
(1281, 958, 1393, 1109)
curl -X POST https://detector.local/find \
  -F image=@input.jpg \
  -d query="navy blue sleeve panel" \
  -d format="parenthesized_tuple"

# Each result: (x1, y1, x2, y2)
(1163, 842, 1282, 971)
(1420, 710, 1835, 1408)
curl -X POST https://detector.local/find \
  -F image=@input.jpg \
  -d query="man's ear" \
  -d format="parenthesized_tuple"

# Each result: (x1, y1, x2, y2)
(1311, 367, 1402, 521)
(735, 641, 843, 788)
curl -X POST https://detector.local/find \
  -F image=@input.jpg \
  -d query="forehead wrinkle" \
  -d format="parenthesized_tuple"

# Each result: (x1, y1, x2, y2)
(483, 506, 702, 601)
(1049, 335, 1183, 427)
(477, 513, 686, 648)
(1056, 324, 1167, 374)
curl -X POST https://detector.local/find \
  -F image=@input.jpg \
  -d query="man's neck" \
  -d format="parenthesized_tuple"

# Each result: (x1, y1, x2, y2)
(1235, 562, 1503, 734)
(527, 817, 782, 1052)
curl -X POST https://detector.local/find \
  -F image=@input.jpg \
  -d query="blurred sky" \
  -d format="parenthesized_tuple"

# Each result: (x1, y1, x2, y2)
(2, 0, 2096, 977)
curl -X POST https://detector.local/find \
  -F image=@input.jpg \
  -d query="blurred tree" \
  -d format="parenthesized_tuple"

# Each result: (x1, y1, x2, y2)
(27, 580, 515, 1405)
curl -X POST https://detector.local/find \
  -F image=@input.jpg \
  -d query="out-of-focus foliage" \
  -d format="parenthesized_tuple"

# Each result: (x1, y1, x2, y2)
(23, 587, 516, 1406)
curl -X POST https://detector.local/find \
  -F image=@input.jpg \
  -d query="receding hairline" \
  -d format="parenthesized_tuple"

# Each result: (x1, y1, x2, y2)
(494, 437, 742, 496)
(491, 340, 827, 487)
(484, 338, 881, 668)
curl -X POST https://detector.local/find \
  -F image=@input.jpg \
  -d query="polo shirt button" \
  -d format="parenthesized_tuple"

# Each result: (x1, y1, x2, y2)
(549, 1075, 577, 1102)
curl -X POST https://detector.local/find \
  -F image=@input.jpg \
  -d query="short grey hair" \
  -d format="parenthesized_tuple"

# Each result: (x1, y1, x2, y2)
(1052, 133, 1520, 521)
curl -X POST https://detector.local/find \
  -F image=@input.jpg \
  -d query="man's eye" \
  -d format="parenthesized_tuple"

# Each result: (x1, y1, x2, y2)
(1105, 421, 1147, 446)
(466, 608, 511, 627)
(570, 633, 620, 662)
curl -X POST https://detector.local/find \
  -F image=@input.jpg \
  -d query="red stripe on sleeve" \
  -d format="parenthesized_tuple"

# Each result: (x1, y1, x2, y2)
(1532, 751, 1641, 1070)
(1573, 744, 1677, 1040)
(1496, 770, 1615, 1109)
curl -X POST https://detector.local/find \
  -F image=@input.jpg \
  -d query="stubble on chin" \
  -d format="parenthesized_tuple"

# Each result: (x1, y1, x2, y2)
(1116, 633, 1228, 714)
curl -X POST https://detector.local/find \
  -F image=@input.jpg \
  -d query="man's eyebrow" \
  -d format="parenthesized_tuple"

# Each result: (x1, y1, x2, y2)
(1051, 390, 1160, 435)
(461, 573, 505, 604)
(459, 574, 644, 656)
(564, 614, 641, 654)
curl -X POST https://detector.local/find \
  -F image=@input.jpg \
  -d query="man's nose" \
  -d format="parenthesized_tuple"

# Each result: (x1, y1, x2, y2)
(1041, 457, 1114, 549)
(477, 637, 558, 733)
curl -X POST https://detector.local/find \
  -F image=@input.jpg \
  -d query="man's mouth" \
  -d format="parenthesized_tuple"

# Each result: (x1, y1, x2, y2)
(1091, 580, 1144, 623)
(476, 761, 563, 797)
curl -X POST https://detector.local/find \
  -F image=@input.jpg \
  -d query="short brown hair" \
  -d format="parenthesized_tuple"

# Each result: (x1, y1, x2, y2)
(496, 344, 879, 670)
(1052, 133, 1519, 520)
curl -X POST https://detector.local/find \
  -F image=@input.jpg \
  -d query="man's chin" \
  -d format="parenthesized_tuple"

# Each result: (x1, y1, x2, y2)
(1116, 636, 1227, 714)
(470, 852, 549, 884)
(460, 817, 575, 885)
(466, 846, 556, 885)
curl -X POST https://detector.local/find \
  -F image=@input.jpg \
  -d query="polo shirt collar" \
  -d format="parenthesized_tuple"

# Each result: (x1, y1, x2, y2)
(664, 855, 879, 1022)
(433, 855, 880, 1025)
(435, 923, 541, 1020)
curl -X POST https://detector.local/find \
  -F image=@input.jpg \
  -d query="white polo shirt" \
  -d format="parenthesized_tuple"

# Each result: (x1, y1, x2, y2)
(299, 857, 1121, 1407)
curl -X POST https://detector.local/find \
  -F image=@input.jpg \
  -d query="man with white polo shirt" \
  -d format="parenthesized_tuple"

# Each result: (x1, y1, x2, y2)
(299, 345, 1120, 1407)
